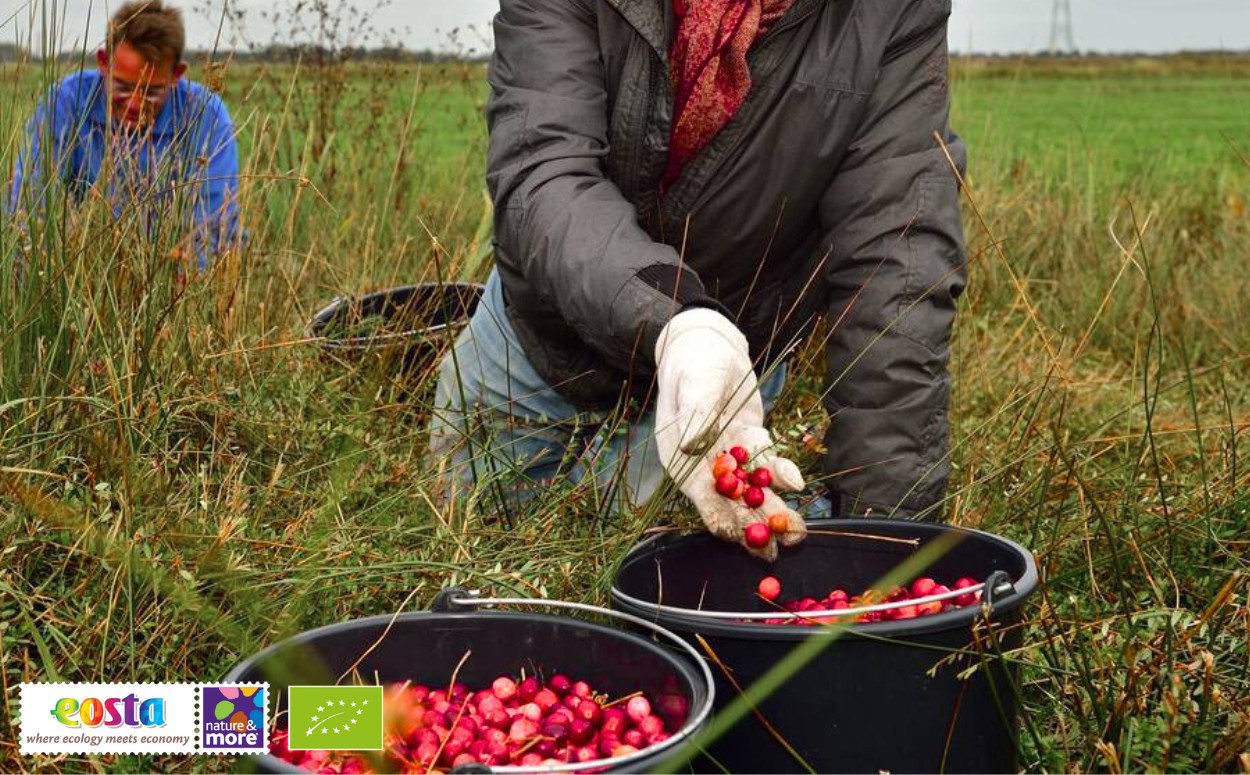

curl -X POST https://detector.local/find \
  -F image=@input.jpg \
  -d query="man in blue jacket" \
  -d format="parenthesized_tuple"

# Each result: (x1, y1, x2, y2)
(9, 1, 240, 270)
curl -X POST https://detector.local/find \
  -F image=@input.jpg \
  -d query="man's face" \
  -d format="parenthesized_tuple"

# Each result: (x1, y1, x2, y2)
(97, 42, 185, 127)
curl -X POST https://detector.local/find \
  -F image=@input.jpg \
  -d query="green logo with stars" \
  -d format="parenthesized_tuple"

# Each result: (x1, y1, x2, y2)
(287, 685, 383, 751)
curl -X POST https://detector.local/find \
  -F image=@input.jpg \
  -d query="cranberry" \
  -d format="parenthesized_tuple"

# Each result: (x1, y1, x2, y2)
(952, 577, 980, 607)
(517, 676, 540, 704)
(638, 715, 665, 738)
(894, 604, 919, 619)
(597, 735, 621, 758)
(729, 445, 750, 465)
(508, 717, 539, 742)
(491, 676, 517, 702)
(711, 452, 738, 478)
(910, 576, 937, 598)
(439, 739, 466, 766)
(625, 695, 652, 724)
(482, 708, 510, 730)
(744, 522, 771, 549)
(748, 467, 772, 488)
(574, 746, 598, 763)
(519, 752, 545, 767)
(757, 575, 781, 601)
(415, 741, 439, 766)
(715, 471, 741, 498)
(548, 674, 572, 695)
(518, 702, 542, 721)
(743, 486, 765, 508)
(533, 687, 560, 711)
(575, 698, 603, 725)
(422, 709, 447, 729)
(600, 707, 627, 736)
(767, 512, 789, 534)
(568, 717, 594, 745)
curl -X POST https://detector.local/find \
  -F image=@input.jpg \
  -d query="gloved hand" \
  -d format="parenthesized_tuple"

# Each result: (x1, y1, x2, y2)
(654, 308, 808, 561)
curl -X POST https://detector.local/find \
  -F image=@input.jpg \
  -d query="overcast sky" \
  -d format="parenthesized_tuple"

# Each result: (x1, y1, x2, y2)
(6, 0, 1250, 56)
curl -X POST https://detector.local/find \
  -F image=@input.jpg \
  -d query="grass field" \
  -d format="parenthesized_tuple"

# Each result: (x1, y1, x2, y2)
(2, 48, 1249, 774)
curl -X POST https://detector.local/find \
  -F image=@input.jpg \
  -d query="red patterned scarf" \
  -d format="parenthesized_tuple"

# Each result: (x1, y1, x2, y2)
(663, 0, 796, 191)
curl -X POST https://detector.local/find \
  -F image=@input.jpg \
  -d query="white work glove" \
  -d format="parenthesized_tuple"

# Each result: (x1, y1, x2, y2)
(654, 308, 808, 562)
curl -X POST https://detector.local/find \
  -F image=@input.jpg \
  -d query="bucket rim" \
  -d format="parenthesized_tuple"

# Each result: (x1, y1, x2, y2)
(223, 608, 712, 774)
(303, 282, 484, 352)
(609, 518, 1039, 640)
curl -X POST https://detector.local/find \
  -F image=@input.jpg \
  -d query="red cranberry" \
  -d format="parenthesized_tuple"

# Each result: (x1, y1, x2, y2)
(638, 714, 665, 738)
(757, 576, 781, 601)
(548, 674, 572, 695)
(575, 698, 603, 725)
(517, 676, 540, 704)
(533, 688, 560, 712)
(744, 522, 771, 549)
(715, 471, 740, 498)
(600, 707, 627, 736)
(748, 467, 772, 488)
(568, 718, 594, 745)
(910, 576, 937, 598)
(624, 695, 651, 724)
(492, 676, 518, 702)
(508, 717, 539, 742)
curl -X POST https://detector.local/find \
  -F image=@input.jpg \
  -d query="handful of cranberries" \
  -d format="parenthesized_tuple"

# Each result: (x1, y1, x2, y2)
(752, 575, 983, 625)
(711, 446, 794, 549)
(268, 672, 686, 774)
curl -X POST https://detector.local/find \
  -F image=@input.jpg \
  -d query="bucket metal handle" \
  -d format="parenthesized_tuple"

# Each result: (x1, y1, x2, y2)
(433, 587, 717, 775)
(609, 575, 1017, 622)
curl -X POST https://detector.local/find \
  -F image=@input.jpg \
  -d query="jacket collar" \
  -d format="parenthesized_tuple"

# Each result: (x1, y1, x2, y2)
(605, 0, 671, 59)
(604, 0, 822, 61)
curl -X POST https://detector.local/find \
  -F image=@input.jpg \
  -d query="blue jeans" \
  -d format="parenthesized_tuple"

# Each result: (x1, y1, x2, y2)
(428, 270, 829, 517)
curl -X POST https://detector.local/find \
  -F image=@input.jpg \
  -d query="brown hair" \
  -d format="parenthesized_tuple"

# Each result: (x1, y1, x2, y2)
(108, 1, 186, 65)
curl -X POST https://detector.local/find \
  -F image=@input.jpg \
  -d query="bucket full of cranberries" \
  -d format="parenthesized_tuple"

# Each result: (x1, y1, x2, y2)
(610, 518, 1039, 774)
(223, 590, 715, 773)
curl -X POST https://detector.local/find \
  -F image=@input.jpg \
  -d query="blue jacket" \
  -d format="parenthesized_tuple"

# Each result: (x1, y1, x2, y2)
(8, 70, 241, 269)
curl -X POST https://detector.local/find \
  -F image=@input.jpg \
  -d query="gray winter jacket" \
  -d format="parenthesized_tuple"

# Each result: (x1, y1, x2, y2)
(485, 0, 968, 517)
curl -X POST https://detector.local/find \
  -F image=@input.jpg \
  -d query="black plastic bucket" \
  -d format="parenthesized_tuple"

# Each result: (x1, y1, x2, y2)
(610, 518, 1039, 774)
(304, 282, 484, 376)
(223, 599, 713, 774)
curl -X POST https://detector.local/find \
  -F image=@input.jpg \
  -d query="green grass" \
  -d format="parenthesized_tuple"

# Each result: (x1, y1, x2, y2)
(2, 50, 1250, 774)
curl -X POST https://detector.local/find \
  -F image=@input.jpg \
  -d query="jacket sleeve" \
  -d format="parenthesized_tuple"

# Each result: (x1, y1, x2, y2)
(819, 0, 968, 518)
(184, 92, 242, 269)
(486, 0, 720, 368)
(8, 81, 77, 219)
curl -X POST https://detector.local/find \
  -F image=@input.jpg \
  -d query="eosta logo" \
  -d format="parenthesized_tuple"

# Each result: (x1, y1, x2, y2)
(51, 694, 166, 728)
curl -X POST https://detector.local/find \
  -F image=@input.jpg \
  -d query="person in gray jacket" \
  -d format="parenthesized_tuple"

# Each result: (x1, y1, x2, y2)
(429, 0, 968, 561)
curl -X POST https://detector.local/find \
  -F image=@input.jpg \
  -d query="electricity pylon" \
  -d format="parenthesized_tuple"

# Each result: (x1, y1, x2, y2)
(1049, 0, 1076, 55)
